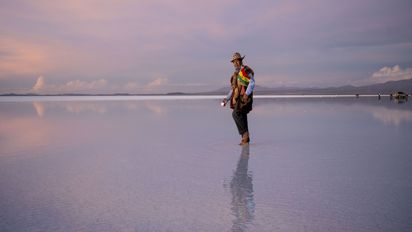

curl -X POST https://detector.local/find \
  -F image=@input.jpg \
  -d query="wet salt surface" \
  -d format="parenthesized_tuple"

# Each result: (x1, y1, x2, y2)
(0, 96, 411, 232)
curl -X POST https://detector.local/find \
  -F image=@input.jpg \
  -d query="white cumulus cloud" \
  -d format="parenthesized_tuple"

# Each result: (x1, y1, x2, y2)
(62, 79, 107, 92)
(146, 78, 169, 89)
(31, 76, 108, 94)
(370, 65, 412, 84)
(33, 76, 45, 91)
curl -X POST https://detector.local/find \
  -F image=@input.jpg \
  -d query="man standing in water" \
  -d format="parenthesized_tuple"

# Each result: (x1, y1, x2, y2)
(222, 52, 255, 145)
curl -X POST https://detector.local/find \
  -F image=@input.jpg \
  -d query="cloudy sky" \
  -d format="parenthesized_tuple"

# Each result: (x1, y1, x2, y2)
(1, 0, 411, 94)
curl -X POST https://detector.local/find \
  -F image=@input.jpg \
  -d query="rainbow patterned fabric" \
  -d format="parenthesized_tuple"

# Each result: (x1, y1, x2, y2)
(237, 67, 251, 86)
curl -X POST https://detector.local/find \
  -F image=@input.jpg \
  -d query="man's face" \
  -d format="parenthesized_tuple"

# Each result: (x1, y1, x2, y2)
(232, 59, 242, 69)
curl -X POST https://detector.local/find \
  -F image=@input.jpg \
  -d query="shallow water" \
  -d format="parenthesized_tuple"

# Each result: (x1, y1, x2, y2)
(0, 96, 411, 232)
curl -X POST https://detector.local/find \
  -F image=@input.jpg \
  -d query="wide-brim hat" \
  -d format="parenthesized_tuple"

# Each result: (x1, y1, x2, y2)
(231, 52, 245, 62)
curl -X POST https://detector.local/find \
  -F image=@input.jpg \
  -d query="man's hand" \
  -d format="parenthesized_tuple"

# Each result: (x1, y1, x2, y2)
(222, 98, 227, 106)
(242, 94, 248, 102)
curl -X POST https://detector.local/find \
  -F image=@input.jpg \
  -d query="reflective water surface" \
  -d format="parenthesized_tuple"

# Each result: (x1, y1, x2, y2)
(0, 96, 411, 232)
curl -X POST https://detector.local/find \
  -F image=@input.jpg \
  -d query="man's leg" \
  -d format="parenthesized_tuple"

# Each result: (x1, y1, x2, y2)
(241, 112, 249, 134)
(232, 109, 248, 135)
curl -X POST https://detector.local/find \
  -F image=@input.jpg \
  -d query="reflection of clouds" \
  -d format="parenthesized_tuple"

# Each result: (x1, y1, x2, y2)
(144, 102, 166, 116)
(30, 101, 170, 116)
(121, 101, 168, 116)
(31, 101, 108, 115)
(369, 107, 412, 126)
(0, 117, 52, 156)
(1, 105, 119, 156)
(28, 99, 412, 127)
(252, 101, 337, 117)
(64, 102, 107, 114)
(253, 104, 306, 117)
(33, 101, 45, 117)
(253, 99, 412, 127)
(228, 145, 255, 232)
(122, 102, 140, 111)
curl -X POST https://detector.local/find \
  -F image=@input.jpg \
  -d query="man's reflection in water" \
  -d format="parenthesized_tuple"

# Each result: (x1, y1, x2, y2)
(229, 144, 255, 231)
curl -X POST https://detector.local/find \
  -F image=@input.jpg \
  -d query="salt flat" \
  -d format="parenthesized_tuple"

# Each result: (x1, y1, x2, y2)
(0, 97, 411, 231)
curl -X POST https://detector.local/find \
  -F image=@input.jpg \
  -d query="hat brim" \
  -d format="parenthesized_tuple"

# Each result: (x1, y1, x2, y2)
(230, 55, 245, 62)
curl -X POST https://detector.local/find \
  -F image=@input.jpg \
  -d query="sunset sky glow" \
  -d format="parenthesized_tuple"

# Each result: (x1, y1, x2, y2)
(1, 0, 411, 94)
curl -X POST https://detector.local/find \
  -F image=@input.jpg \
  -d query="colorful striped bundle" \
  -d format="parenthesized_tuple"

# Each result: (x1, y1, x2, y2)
(237, 67, 251, 86)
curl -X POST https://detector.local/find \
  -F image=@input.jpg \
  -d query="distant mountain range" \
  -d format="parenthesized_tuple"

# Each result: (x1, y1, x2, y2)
(1, 78, 411, 96)
(200, 78, 412, 95)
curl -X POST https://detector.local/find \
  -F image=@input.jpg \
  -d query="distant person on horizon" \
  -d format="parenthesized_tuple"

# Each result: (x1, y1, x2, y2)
(222, 52, 255, 145)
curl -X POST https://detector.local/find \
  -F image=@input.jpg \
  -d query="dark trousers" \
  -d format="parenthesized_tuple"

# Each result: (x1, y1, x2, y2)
(232, 109, 249, 135)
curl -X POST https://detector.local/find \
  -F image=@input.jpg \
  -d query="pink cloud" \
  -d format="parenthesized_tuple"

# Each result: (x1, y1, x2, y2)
(0, 35, 110, 81)
(0, 38, 51, 77)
